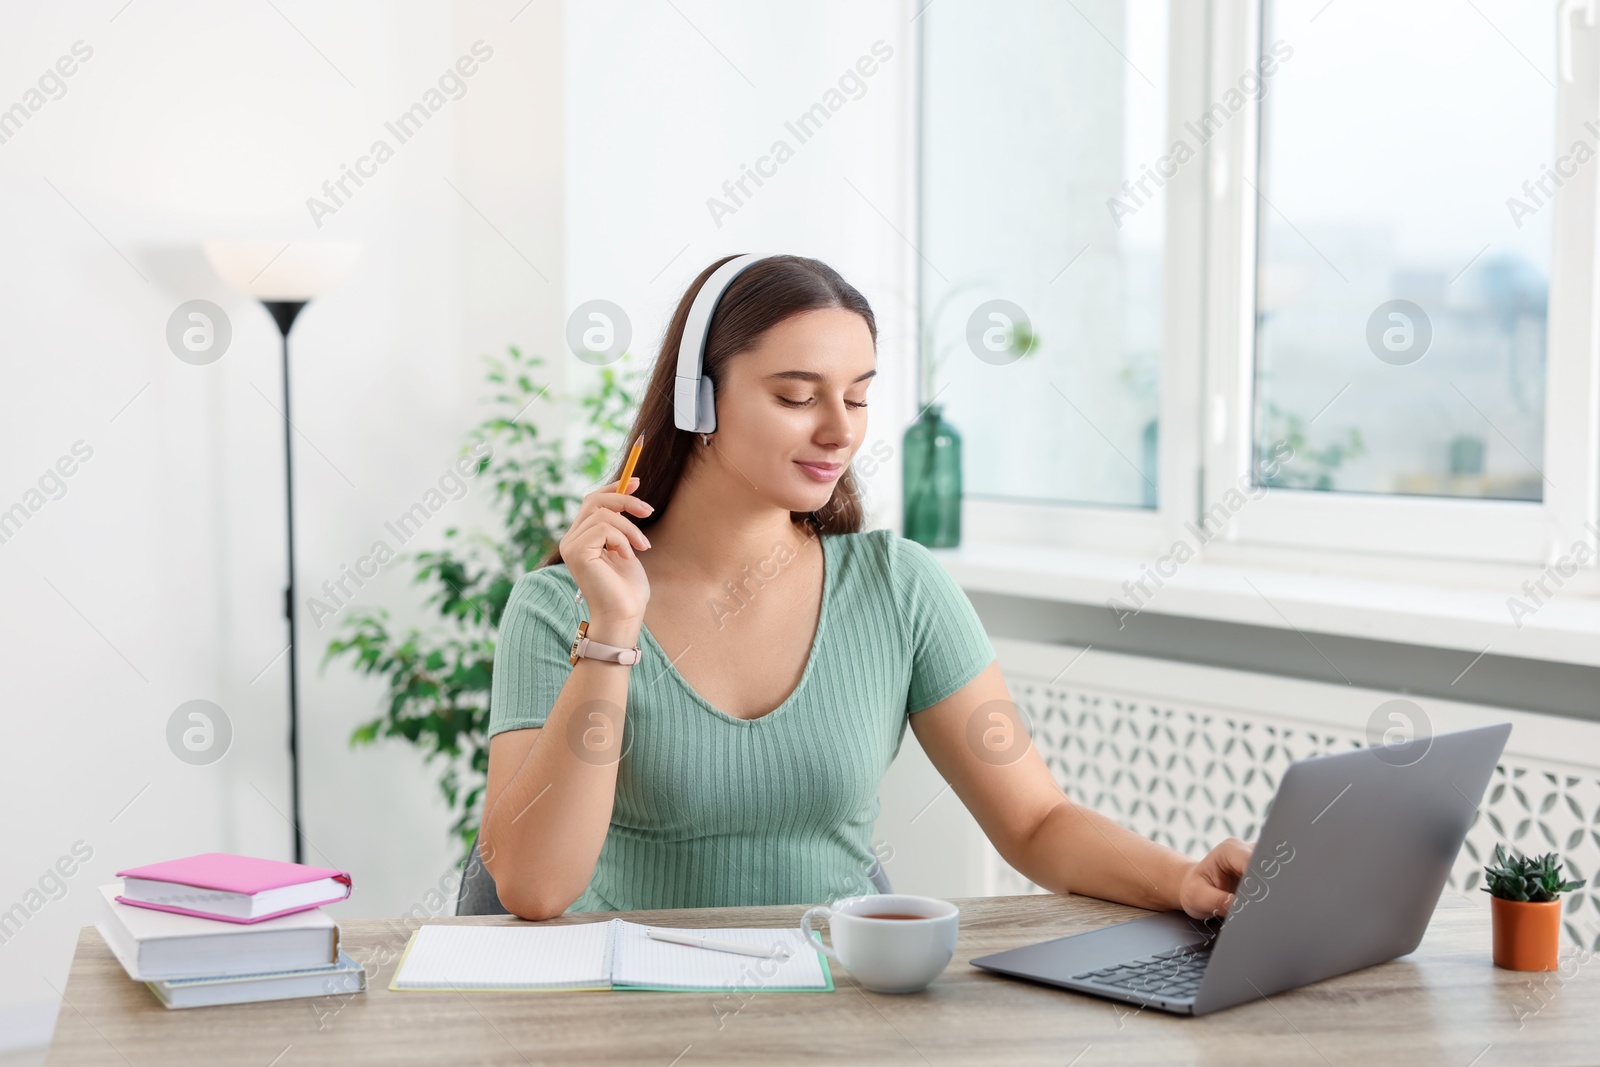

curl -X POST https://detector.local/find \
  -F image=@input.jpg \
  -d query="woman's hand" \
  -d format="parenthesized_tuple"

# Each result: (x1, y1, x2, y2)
(558, 475, 653, 628)
(1176, 837, 1253, 920)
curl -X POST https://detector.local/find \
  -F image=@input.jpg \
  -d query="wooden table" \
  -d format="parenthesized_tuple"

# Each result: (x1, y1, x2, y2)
(45, 892, 1598, 1066)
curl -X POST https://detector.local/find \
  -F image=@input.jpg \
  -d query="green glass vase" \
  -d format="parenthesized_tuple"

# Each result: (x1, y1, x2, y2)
(902, 402, 962, 547)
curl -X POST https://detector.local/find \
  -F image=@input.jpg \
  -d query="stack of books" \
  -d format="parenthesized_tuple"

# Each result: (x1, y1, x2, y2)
(96, 853, 365, 1010)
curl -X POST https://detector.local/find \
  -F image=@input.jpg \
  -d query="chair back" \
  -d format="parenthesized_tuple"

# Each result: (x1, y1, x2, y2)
(867, 855, 894, 895)
(455, 837, 510, 916)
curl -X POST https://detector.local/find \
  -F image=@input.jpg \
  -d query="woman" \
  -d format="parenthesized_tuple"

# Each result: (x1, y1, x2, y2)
(480, 253, 1251, 920)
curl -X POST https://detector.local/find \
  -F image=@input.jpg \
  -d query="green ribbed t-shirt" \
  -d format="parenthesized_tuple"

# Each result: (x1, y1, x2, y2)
(486, 527, 996, 914)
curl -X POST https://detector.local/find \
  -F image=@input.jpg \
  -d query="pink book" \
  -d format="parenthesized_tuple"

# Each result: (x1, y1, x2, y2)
(115, 853, 352, 924)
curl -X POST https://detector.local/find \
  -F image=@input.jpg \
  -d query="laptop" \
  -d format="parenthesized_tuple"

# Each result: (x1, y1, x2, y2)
(970, 721, 1511, 1016)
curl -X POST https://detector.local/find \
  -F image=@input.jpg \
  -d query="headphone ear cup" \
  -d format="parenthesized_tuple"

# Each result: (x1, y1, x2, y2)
(697, 374, 717, 433)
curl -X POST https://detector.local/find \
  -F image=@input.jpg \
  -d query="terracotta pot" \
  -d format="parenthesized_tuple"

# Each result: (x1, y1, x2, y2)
(1490, 896, 1563, 971)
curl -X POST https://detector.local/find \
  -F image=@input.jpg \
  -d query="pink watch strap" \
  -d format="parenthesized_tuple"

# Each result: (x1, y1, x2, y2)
(569, 620, 641, 665)
(576, 635, 642, 665)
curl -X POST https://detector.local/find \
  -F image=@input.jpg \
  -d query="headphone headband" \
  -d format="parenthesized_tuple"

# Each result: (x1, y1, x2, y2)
(674, 253, 769, 433)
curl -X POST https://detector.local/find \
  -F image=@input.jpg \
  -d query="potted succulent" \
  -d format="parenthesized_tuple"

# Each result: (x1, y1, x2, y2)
(1481, 844, 1586, 971)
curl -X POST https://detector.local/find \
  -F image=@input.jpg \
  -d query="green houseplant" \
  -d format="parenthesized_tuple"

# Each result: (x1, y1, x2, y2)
(323, 344, 639, 865)
(1482, 844, 1586, 971)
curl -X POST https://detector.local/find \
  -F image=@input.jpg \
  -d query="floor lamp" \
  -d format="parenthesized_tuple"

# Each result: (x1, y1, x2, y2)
(203, 240, 360, 866)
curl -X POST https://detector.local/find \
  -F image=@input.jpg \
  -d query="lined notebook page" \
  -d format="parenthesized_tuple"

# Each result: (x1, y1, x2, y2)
(391, 924, 613, 990)
(610, 923, 830, 991)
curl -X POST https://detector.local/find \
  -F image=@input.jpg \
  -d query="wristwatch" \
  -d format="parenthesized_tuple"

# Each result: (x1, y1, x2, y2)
(569, 619, 643, 666)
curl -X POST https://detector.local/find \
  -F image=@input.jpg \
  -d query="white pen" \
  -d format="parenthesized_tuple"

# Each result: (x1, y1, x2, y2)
(644, 927, 793, 960)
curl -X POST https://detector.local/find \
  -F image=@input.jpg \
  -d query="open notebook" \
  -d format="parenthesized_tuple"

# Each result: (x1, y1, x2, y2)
(390, 920, 834, 993)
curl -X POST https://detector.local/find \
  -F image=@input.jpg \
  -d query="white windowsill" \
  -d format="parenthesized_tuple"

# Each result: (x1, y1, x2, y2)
(929, 540, 1600, 670)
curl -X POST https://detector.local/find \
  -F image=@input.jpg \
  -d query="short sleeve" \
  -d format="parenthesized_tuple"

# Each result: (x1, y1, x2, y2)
(488, 566, 582, 737)
(888, 533, 997, 714)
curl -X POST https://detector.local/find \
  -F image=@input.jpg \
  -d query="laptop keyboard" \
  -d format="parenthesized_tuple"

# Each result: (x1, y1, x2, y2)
(1070, 941, 1214, 1000)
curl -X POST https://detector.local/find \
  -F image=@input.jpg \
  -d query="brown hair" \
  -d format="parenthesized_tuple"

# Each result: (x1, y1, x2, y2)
(538, 253, 877, 569)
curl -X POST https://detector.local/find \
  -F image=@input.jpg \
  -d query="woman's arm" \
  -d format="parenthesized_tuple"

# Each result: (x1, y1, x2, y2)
(479, 611, 641, 920)
(908, 661, 1251, 918)
(481, 474, 653, 920)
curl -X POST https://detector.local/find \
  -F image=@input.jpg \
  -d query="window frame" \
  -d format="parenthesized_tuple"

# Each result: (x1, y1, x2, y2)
(949, 0, 1210, 561)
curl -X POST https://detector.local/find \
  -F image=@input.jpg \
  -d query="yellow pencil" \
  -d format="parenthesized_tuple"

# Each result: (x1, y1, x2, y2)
(615, 432, 645, 495)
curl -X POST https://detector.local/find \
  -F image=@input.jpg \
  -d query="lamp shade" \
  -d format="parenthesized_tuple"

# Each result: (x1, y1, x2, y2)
(203, 240, 360, 301)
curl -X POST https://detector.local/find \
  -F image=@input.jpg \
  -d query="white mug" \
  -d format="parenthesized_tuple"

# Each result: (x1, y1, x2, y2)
(799, 894, 959, 994)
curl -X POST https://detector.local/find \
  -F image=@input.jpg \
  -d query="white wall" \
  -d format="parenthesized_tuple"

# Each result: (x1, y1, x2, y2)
(563, 0, 921, 530)
(0, 0, 563, 1048)
(0, 0, 962, 1052)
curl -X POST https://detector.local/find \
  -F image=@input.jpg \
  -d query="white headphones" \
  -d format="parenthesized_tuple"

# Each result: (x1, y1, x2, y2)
(673, 253, 770, 434)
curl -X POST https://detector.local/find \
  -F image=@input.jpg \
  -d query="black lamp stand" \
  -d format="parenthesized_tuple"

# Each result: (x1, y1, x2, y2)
(264, 299, 308, 866)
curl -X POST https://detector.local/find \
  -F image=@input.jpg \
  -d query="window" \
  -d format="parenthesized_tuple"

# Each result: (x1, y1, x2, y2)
(921, 0, 1600, 572)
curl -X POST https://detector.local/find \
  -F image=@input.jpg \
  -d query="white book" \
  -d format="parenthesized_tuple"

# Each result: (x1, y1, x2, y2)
(147, 950, 366, 1010)
(390, 919, 832, 993)
(96, 884, 340, 981)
